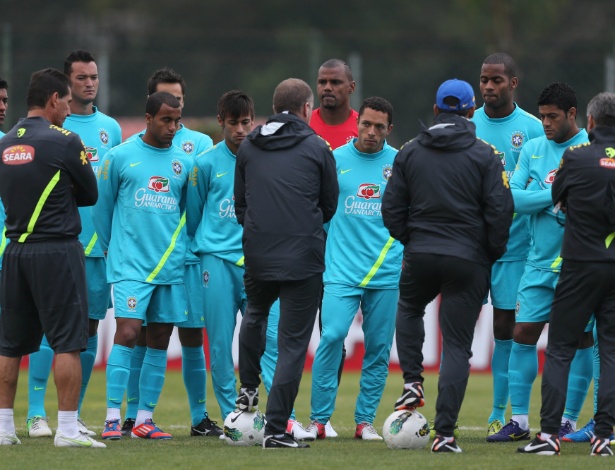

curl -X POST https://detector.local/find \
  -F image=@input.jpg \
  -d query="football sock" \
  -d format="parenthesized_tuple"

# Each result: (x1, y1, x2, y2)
(592, 329, 599, 415)
(509, 342, 537, 419)
(126, 345, 146, 420)
(139, 348, 167, 414)
(511, 414, 529, 430)
(0, 409, 15, 434)
(489, 338, 512, 423)
(106, 344, 133, 409)
(78, 334, 98, 415)
(540, 432, 552, 440)
(563, 346, 592, 423)
(106, 408, 121, 422)
(57, 410, 79, 439)
(27, 335, 54, 419)
(135, 410, 153, 427)
(181, 346, 207, 426)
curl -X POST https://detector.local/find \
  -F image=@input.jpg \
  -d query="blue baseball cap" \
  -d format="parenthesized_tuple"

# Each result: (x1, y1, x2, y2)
(436, 79, 476, 112)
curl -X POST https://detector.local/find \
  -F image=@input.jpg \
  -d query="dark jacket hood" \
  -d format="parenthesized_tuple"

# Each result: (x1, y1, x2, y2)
(417, 113, 477, 151)
(248, 112, 314, 151)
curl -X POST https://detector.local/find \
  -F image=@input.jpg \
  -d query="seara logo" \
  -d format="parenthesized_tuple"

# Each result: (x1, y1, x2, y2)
(147, 176, 170, 193)
(357, 183, 381, 200)
(2, 145, 35, 165)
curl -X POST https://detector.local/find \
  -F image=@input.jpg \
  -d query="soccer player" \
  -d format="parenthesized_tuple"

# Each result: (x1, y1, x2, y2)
(382, 79, 514, 453)
(122, 68, 220, 437)
(471, 53, 544, 437)
(0, 68, 104, 448)
(95, 92, 191, 440)
(306, 97, 402, 441)
(518, 91, 615, 457)
(488, 82, 593, 442)
(26, 49, 122, 439)
(234, 78, 338, 449)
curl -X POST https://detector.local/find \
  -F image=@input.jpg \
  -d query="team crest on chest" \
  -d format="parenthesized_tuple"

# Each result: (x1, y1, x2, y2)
(182, 141, 194, 154)
(511, 132, 524, 149)
(171, 159, 183, 177)
(100, 130, 109, 145)
(382, 165, 392, 182)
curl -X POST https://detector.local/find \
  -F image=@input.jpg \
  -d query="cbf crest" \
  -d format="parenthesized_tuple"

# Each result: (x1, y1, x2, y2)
(182, 141, 195, 154)
(382, 165, 393, 182)
(202, 270, 210, 288)
(511, 131, 524, 149)
(171, 159, 183, 177)
(100, 129, 109, 145)
(127, 296, 137, 312)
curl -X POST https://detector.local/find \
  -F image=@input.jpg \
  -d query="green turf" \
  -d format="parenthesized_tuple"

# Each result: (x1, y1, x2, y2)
(5, 369, 609, 468)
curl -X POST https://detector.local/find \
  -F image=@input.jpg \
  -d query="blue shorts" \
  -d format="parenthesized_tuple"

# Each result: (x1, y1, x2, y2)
(113, 280, 187, 324)
(490, 260, 525, 310)
(175, 262, 204, 328)
(85, 257, 112, 320)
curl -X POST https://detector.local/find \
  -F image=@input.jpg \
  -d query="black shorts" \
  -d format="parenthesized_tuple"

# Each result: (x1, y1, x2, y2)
(0, 239, 88, 357)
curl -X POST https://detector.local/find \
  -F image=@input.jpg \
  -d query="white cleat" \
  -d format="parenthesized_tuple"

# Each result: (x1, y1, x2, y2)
(325, 420, 338, 438)
(27, 416, 53, 438)
(78, 418, 97, 437)
(287, 419, 314, 441)
(355, 422, 383, 441)
(0, 431, 21, 445)
(54, 430, 106, 448)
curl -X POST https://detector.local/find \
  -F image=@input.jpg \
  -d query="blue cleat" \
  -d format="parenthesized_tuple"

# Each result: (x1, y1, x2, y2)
(486, 419, 530, 442)
(558, 420, 574, 438)
(562, 419, 594, 442)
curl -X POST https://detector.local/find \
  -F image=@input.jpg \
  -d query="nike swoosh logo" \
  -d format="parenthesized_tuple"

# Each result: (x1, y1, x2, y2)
(524, 442, 550, 451)
(230, 412, 243, 423)
(127, 398, 137, 403)
(59, 436, 93, 447)
(34, 386, 44, 391)
(216, 172, 228, 178)
(198, 399, 206, 403)
(531, 155, 543, 159)
(340, 169, 352, 174)
(148, 403, 157, 407)
(108, 398, 119, 402)
(130, 162, 142, 167)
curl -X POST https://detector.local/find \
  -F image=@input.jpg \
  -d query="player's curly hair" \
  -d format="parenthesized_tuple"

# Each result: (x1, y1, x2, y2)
(538, 82, 577, 113)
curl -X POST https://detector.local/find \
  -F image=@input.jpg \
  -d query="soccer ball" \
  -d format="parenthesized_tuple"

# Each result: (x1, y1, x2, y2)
(382, 409, 430, 450)
(223, 409, 266, 446)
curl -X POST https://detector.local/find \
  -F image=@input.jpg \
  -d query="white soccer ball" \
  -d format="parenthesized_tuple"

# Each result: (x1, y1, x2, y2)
(223, 409, 266, 446)
(382, 409, 430, 450)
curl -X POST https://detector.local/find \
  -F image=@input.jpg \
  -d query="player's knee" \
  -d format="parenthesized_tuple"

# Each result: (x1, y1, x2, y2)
(513, 322, 543, 345)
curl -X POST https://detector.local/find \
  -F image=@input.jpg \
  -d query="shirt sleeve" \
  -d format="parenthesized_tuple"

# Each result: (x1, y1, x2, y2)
(382, 148, 411, 245)
(318, 148, 339, 224)
(551, 151, 569, 206)
(510, 145, 553, 214)
(186, 160, 207, 240)
(91, 153, 118, 251)
(234, 150, 246, 226)
(64, 135, 98, 207)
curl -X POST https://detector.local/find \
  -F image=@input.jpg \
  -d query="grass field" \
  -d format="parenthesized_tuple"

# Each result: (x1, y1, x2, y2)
(4, 369, 610, 468)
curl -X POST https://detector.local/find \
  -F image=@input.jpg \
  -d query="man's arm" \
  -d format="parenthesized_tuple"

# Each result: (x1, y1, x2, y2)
(551, 151, 570, 207)
(510, 144, 553, 214)
(65, 136, 98, 207)
(91, 153, 118, 251)
(186, 159, 208, 240)
(318, 149, 339, 223)
(234, 150, 247, 226)
(382, 149, 411, 245)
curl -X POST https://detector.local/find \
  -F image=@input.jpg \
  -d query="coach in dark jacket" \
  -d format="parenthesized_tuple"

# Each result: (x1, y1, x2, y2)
(234, 78, 339, 449)
(382, 79, 513, 453)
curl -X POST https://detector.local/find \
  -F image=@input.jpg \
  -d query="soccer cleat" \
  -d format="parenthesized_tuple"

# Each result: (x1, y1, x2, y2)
(131, 419, 172, 439)
(395, 382, 425, 410)
(27, 416, 53, 438)
(486, 419, 530, 442)
(429, 418, 460, 439)
(487, 419, 504, 437)
(590, 435, 613, 456)
(190, 417, 223, 437)
(101, 419, 123, 440)
(236, 387, 259, 412)
(54, 430, 106, 448)
(431, 435, 462, 453)
(121, 418, 135, 437)
(78, 418, 96, 437)
(354, 422, 383, 440)
(263, 433, 310, 449)
(558, 420, 574, 438)
(563, 418, 594, 442)
(325, 420, 338, 438)
(0, 431, 21, 445)
(517, 433, 560, 455)
(286, 419, 314, 441)
(304, 420, 326, 440)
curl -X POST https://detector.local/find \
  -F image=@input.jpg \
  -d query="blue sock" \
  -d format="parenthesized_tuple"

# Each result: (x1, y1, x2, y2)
(182, 346, 207, 426)
(563, 346, 592, 422)
(592, 329, 599, 415)
(126, 345, 146, 420)
(27, 336, 54, 419)
(78, 334, 98, 415)
(489, 338, 512, 423)
(139, 348, 167, 413)
(509, 342, 537, 417)
(106, 344, 133, 409)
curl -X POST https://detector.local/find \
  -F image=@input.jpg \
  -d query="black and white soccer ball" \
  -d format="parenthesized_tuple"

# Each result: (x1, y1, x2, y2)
(382, 409, 430, 450)
(223, 409, 266, 446)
